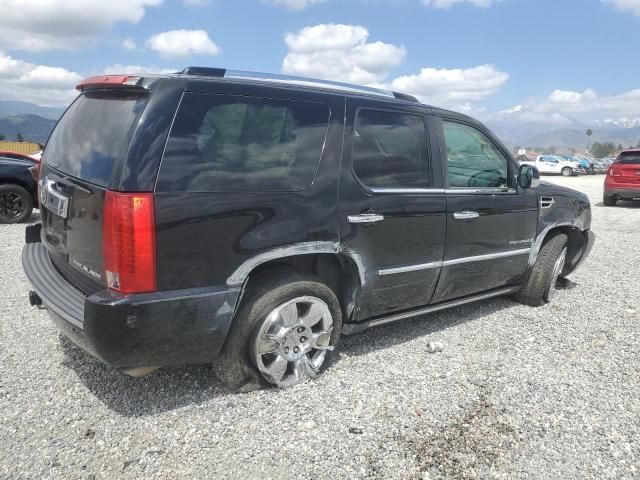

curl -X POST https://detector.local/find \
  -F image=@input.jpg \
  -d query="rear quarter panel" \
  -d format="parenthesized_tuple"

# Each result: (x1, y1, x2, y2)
(154, 84, 345, 290)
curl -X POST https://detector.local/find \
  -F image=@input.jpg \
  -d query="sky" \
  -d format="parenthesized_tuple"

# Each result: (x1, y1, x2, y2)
(0, 0, 639, 129)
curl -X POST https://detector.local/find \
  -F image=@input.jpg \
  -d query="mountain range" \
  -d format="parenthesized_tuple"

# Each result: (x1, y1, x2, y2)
(0, 100, 638, 152)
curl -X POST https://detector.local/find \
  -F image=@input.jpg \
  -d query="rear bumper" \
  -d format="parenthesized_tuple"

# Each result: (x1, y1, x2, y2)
(22, 239, 241, 368)
(604, 185, 640, 199)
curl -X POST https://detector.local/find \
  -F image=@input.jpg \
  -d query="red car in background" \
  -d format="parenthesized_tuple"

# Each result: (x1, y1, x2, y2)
(604, 149, 640, 206)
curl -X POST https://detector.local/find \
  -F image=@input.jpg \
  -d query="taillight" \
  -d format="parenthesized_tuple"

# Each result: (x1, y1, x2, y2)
(608, 165, 622, 177)
(103, 191, 156, 294)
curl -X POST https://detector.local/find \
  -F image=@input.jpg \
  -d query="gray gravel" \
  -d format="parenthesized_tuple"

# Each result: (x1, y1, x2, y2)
(1, 175, 639, 479)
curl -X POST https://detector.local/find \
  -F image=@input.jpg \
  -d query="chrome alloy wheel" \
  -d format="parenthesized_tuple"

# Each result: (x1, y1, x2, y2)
(252, 296, 334, 387)
(0, 191, 25, 221)
(544, 247, 567, 302)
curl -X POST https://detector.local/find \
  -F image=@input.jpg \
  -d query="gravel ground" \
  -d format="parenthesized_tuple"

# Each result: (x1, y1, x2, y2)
(1, 175, 639, 479)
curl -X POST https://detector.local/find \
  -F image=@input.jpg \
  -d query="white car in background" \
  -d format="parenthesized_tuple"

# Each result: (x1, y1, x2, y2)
(520, 155, 585, 176)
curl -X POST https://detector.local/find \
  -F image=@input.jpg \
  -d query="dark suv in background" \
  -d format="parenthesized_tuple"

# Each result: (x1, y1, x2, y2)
(23, 68, 595, 391)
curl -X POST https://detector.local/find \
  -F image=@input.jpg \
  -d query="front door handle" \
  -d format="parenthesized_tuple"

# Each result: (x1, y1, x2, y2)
(453, 210, 479, 220)
(348, 213, 385, 224)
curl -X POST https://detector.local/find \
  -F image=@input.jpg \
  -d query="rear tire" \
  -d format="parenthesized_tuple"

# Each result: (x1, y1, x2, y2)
(561, 167, 573, 177)
(603, 194, 617, 206)
(214, 269, 342, 392)
(515, 233, 568, 307)
(0, 184, 33, 224)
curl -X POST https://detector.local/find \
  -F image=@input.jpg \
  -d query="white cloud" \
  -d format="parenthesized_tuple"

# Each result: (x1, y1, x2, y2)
(387, 64, 509, 108)
(602, 0, 640, 16)
(146, 29, 220, 58)
(281, 23, 508, 112)
(422, 0, 500, 8)
(282, 24, 406, 84)
(101, 64, 177, 75)
(497, 88, 640, 127)
(0, 53, 81, 106)
(264, 0, 327, 10)
(122, 38, 137, 51)
(182, 0, 210, 5)
(0, 0, 161, 51)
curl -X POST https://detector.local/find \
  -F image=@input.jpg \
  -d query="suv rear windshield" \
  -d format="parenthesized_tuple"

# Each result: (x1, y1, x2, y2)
(44, 91, 149, 187)
(156, 93, 330, 192)
(618, 153, 640, 164)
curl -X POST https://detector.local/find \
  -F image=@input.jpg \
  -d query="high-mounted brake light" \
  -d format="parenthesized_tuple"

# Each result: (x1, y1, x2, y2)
(103, 191, 156, 294)
(75, 75, 143, 91)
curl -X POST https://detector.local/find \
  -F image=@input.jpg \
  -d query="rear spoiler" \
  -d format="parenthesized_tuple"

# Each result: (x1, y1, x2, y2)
(75, 75, 146, 92)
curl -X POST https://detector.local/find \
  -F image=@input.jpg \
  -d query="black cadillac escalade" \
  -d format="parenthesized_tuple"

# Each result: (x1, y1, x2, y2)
(23, 68, 595, 391)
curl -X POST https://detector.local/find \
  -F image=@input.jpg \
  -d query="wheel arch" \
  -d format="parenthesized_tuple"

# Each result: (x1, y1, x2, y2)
(227, 243, 364, 323)
(529, 222, 589, 276)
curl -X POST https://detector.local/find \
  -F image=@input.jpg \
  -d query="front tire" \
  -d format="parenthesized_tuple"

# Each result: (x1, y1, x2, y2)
(214, 269, 342, 392)
(0, 184, 33, 224)
(515, 233, 568, 307)
(561, 167, 573, 177)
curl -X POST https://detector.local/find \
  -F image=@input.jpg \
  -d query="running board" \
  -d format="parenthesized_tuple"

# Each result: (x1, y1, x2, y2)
(341, 286, 520, 335)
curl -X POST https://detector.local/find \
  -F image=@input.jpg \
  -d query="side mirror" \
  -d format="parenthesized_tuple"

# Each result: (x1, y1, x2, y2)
(518, 164, 540, 189)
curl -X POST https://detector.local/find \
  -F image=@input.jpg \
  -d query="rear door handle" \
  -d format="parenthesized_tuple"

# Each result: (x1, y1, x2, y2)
(453, 210, 479, 220)
(348, 213, 385, 224)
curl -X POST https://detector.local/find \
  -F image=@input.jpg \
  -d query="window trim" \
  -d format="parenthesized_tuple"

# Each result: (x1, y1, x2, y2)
(350, 106, 433, 195)
(437, 116, 517, 194)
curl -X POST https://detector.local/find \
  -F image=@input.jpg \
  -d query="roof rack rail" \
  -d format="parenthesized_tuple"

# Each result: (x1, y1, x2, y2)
(179, 66, 420, 103)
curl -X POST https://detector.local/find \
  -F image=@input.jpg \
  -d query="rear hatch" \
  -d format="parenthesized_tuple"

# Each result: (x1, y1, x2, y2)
(40, 84, 152, 294)
(614, 153, 640, 185)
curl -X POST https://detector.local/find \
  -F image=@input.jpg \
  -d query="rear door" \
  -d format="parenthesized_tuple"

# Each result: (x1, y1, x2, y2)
(339, 99, 446, 321)
(430, 116, 538, 303)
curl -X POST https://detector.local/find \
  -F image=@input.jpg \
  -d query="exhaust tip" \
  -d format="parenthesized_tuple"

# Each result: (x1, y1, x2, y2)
(29, 290, 43, 307)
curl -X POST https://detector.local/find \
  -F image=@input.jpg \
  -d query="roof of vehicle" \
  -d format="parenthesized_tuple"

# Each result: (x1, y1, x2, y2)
(84, 67, 481, 123)
(618, 148, 640, 154)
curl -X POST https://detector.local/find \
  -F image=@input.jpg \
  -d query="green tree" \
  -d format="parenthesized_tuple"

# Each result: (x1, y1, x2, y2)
(16, 133, 24, 142)
(590, 142, 616, 158)
(548, 145, 557, 154)
(0, 133, 5, 141)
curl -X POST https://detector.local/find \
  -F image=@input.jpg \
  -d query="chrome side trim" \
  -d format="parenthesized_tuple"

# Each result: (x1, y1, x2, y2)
(378, 261, 442, 276)
(378, 248, 531, 277)
(445, 188, 517, 195)
(370, 188, 446, 194)
(443, 248, 530, 267)
(342, 286, 520, 335)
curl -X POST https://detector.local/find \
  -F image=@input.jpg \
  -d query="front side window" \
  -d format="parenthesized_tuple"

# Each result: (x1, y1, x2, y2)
(352, 109, 430, 189)
(442, 121, 509, 189)
(157, 93, 330, 192)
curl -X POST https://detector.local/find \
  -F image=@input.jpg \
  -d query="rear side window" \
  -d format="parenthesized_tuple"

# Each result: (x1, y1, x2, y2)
(44, 92, 148, 187)
(352, 109, 430, 189)
(157, 93, 330, 192)
(617, 153, 640, 164)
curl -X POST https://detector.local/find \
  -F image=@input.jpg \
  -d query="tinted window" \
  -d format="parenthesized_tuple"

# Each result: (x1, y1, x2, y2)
(351, 109, 430, 189)
(157, 93, 330, 192)
(44, 92, 148, 187)
(442, 121, 509, 188)
(618, 153, 640, 164)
